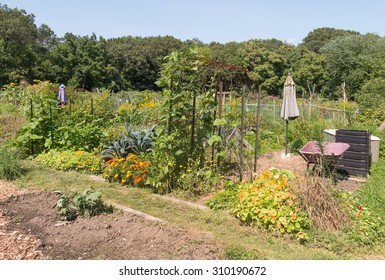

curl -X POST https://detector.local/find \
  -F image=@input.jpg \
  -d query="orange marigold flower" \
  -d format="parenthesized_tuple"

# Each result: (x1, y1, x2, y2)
(139, 162, 147, 169)
(134, 176, 142, 184)
(239, 191, 244, 199)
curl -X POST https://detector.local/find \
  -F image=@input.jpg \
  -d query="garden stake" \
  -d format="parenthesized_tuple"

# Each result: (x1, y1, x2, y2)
(253, 85, 261, 178)
(49, 102, 54, 148)
(212, 82, 218, 163)
(91, 97, 94, 115)
(190, 91, 196, 157)
(30, 98, 34, 154)
(240, 86, 245, 182)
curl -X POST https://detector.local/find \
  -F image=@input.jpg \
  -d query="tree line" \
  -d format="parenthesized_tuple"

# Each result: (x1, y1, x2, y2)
(2, 3, 385, 108)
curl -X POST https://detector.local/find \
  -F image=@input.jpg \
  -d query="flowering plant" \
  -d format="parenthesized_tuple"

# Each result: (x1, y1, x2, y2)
(233, 168, 310, 242)
(103, 154, 149, 187)
(341, 191, 385, 246)
(35, 150, 102, 174)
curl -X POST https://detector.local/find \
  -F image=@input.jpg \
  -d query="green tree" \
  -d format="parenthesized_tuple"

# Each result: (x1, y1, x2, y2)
(302, 27, 359, 53)
(288, 46, 328, 98)
(50, 33, 115, 90)
(107, 36, 182, 91)
(0, 4, 39, 83)
(321, 33, 385, 99)
(238, 39, 294, 95)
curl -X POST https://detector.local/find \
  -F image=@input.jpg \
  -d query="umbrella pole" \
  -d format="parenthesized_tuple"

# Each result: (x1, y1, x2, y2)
(285, 120, 289, 155)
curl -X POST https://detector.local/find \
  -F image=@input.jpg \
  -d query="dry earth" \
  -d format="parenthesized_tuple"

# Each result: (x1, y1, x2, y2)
(0, 182, 222, 260)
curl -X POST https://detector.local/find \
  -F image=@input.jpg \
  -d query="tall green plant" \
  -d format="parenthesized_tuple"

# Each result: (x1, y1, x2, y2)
(147, 48, 216, 193)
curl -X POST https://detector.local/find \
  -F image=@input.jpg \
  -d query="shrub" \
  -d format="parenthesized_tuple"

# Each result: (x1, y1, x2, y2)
(35, 149, 102, 174)
(103, 154, 149, 187)
(0, 147, 23, 180)
(233, 168, 311, 242)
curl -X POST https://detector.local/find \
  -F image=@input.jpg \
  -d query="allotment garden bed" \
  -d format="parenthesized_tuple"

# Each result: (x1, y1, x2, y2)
(0, 181, 222, 260)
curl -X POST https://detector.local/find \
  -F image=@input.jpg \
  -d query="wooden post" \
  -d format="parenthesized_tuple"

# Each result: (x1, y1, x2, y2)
(218, 81, 223, 119)
(342, 81, 347, 120)
(217, 81, 223, 176)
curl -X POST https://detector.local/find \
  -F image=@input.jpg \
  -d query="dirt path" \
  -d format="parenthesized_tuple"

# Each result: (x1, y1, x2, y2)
(0, 181, 222, 260)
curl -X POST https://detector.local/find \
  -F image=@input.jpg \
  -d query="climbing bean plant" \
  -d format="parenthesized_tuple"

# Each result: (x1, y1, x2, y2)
(147, 48, 217, 193)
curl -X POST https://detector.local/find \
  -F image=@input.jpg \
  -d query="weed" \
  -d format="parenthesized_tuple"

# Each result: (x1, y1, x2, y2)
(0, 147, 23, 180)
(222, 244, 261, 260)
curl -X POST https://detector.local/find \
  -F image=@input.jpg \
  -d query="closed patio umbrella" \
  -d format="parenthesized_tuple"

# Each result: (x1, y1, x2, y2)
(280, 74, 300, 155)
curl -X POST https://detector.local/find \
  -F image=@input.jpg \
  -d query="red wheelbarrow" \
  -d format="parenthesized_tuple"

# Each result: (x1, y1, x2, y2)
(299, 141, 350, 171)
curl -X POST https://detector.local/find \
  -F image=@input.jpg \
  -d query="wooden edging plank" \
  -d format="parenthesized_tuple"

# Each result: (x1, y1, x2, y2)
(107, 201, 166, 223)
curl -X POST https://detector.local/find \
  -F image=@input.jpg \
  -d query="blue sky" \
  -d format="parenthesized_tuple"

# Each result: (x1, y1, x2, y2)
(2, 0, 385, 44)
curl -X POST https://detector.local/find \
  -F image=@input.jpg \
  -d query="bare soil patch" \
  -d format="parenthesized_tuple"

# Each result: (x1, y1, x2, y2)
(0, 182, 222, 260)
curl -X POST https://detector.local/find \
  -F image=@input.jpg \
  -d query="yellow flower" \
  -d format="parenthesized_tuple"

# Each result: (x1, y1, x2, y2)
(114, 173, 119, 179)
(126, 171, 132, 178)
(127, 154, 136, 160)
(121, 179, 126, 184)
